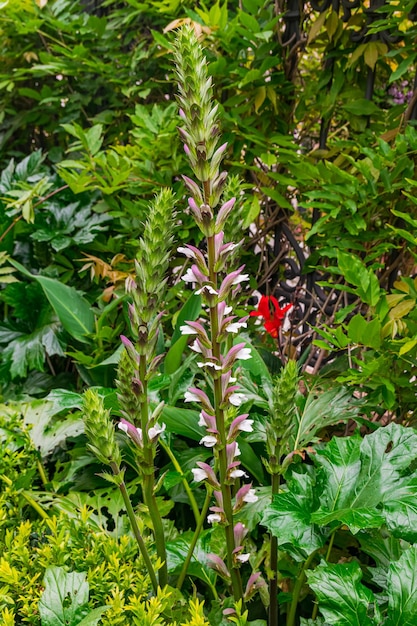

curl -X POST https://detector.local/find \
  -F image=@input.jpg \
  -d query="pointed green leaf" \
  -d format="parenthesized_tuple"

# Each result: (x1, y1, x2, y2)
(39, 566, 89, 626)
(261, 473, 326, 559)
(307, 561, 378, 626)
(387, 547, 417, 625)
(77, 607, 109, 626)
(293, 386, 361, 450)
(9, 259, 94, 343)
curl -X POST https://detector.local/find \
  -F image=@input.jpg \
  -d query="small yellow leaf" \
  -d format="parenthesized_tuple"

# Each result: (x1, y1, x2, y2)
(307, 11, 327, 45)
(389, 299, 415, 320)
(364, 41, 379, 70)
(254, 86, 266, 113)
(399, 338, 417, 356)
(326, 11, 339, 42)
(386, 293, 406, 308)
(35, 0, 48, 7)
(393, 279, 410, 293)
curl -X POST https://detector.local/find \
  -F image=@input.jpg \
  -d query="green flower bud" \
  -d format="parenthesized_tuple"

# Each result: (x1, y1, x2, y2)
(116, 349, 141, 425)
(83, 388, 121, 467)
(267, 360, 299, 462)
(174, 26, 225, 197)
(133, 188, 176, 323)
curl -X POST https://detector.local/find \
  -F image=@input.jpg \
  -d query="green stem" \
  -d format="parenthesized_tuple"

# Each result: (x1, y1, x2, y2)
(113, 466, 159, 593)
(176, 488, 212, 591)
(311, 530, 337, 621)
(269, 470, 280, 626)
(287, 550, 317, 626)
(207, 232, 244, 606)
(160, 439, 200, 525)
(37, 458, 49, 488)
(139, 355, 168, 587)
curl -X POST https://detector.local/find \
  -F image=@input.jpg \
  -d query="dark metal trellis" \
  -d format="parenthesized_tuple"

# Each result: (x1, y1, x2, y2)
(269, 0, 417, 369)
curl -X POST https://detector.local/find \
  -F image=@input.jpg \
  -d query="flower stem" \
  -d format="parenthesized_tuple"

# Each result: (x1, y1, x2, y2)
(111, 464, 159, 593)
(207, 232, 244, 605)
(160, 438, 200, 525)
(286, 550, 317, 626)
(269, 470, 281, 626)
(176, 487, 212, 591)
(139, 354, 168, 587)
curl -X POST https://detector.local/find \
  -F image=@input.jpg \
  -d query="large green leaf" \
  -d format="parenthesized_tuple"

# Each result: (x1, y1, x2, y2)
(10, 259, 94, 343)
(387, 547, 417, 625)
(262, 423, 417, 554)
(20, 398, 84, 456)
(39, 566, 108, 626)
(308, 548, 417, 625)
(162, 406, 203, 441)
(313, 423, 417, 538)
(39, 566, 89, 626)
(307, 561, 380, 626)
(166, 528, 217, 585)
(261, 471, 326, 559)
(292, 386, 361, 451)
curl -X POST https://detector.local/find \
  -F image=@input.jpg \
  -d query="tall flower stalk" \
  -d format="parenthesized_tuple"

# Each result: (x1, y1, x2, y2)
(264, 360, 299, 626)
(174, 26, 258, 607)
(115, 187, 176, 588)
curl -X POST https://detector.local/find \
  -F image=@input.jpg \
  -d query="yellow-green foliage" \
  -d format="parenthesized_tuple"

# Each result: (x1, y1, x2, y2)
(0, 514, 210, 625)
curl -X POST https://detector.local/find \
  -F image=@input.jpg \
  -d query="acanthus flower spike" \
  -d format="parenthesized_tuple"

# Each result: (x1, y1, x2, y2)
(218, 266, 249, 300)
(228, 414, 254, 440)
(234, 484, 258, 512)
(184, 387, 214, 412)
(118, 418, 143, 448)
(222, 343, 252, 371)
(215, 196, 236, 232)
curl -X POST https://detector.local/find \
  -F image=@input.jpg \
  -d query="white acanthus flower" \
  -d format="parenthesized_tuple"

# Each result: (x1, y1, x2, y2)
(229, 392, 248, 407)
(180, 324, 198, 335)
(184, 390, 201, 403)
(197, 361, 222, 371)
(229, 469, 248, 479)
(236, 553, 250, 563)
(192, 467, 208, 482)
(207, 513, 222, 524)
(182, 268, 199, 283)
(225, 321, 248, 333)
(243, 489, 258, 503)
(177, 246, 195, 259)
(195, 285, 218, 295)
(200, 435, 217, 447)
(190, 339, 202, 353)
(235, 347, 251, 360)
(232, 273, 249, 285)
(239, 419, 254, 433)
(148, 423, 166, 440)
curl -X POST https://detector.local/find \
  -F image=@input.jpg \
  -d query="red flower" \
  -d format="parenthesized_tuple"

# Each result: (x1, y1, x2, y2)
(250, 295, 292, 338)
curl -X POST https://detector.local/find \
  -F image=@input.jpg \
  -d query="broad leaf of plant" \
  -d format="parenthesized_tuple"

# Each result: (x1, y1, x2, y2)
(357, 529, 404, 569)
(387, 546, 417, 625)
(262, 424, 417, 557)
(59, 486, 133, 538)
(166, 529, 218, 585)
(20, 398, 84, 456)
(261, 471, 326, 559)
(77, 607, 109, 626)
(312, 423, 417, 538)
(10, 259, 94, 343)
(162, 405, 203, 441)
(307, 561, 380, 626)
(39, 566, 89, 626)
(293, 386, 361, 451)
